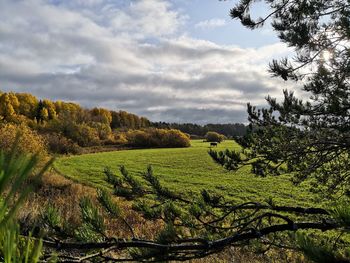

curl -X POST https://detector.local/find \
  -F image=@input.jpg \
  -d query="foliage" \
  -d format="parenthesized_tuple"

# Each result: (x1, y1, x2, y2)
(8, 1, 349, 260)
(116, 165, 145, 197)
(0, 139, 53, 262)
(217, 0, 350, 196)
(0, 90, 246, 152)
(0, 91, 152, 150)
(125, 130, 150, 148)
(205, 131, 226, 142)
(74, 191, 126, 244)
(0, 123, 48, 158)
(97, 189, 121, 217)
(79, 197, 105, 234)
(103, 166, 122, 188)
(330, 201, 350, 227)
(126, 128, 191, 148)
(296, 233, 340, 263)
(0, 92, 19, 121)
(74, 225, 104, 243)
(113, 132, 128, 145)
(143, 165, 175, 199)
(41, 204, 62, 231)
(43, 132, 82, 155)
(75, 197, 105, 242)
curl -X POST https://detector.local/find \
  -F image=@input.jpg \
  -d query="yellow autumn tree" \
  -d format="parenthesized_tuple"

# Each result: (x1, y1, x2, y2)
(16, 93, 39, 119)
(0, 93, 16, 120)
(91, 107, 112, 124)
(42, 99, 57, 119)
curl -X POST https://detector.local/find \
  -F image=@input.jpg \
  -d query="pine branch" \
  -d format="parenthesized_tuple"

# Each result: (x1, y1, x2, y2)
(41, 220, 338, 261)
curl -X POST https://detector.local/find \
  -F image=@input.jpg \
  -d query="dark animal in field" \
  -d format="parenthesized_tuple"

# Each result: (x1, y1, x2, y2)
(210, 142, 218, 147)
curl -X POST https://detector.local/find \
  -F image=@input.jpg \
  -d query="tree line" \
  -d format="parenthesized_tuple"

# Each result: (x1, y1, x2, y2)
(0, 91, 151, 129)
(0, 91, 191, 153)
(152, 122, 248, 138)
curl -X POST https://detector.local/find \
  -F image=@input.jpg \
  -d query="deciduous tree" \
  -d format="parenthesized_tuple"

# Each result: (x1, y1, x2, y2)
(0, 93, 18, 120)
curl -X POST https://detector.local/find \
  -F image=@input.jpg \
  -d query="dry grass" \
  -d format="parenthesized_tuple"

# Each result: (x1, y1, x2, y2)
(19, 172, 91, 228)
(19, 171, 163, 240)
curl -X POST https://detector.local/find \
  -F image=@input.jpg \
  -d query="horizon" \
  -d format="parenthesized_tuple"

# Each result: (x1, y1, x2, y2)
(0, 88, 248, 125)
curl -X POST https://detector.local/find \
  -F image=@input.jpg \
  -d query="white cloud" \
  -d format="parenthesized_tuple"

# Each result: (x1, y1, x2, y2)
(195, 18, 227, 29)
(0, 0, 294, 124)
(107, 0, 187, 38)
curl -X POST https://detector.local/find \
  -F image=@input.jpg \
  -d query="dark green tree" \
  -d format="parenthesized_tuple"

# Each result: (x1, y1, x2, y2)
(212, 0, 350, 196)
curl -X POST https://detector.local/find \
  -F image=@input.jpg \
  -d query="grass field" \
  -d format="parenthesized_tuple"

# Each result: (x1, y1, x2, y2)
(54, 140, 321, 207)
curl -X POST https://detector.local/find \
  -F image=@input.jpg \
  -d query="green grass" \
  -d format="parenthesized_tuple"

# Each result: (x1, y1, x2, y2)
(54, 140, 320, 207)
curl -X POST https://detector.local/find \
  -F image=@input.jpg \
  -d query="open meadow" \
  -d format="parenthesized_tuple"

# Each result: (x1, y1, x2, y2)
(55, 140, 321, 207)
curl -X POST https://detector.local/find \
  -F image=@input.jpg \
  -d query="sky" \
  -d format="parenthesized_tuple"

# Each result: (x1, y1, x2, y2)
(0, 0, 296, 124)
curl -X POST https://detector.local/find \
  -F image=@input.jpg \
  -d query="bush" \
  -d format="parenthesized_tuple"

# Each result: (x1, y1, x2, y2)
(90, 122, 113, 141)
(126, 130, 151, 147)
(126, 128, 190, 148)
(65, 123, 101, 147)
(43, 132, 82, 154)
(0, 123, 48, 157)
(205, 131, 226, 143)
(41, 120, 102, 147)
(162, 129, 191, 147)
(113, 132, 128, 145)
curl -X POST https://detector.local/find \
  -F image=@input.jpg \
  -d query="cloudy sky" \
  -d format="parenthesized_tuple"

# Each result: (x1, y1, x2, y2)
(0, 0, 296, 124)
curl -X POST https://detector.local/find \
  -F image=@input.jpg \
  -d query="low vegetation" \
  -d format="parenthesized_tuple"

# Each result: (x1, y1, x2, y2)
(0, 123, 48, 158)
(204, 131, 226, 143)
(125, 128, 190, 148)
(0, 141, 53, 262)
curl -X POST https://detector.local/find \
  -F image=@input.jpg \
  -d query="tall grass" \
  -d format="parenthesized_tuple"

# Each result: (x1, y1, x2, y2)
(0, 139, 52, 262)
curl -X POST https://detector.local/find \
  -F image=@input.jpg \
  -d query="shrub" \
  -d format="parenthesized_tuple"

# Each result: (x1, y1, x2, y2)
(184, 133, 191, 139)
(90, 122, 113, 141)
(113, 132, 128, 145)
(126, 128, 190, 148)
(65, 123, 100, 147)
(0, 123, 48, 157)
(43, 132, 82, 154)
(162, 129, 191, 147)
(42, 204, 62, 230)
(43, 120, 102, 147)
(126, 130, 151, 147)
(205, 131, 226, 143)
